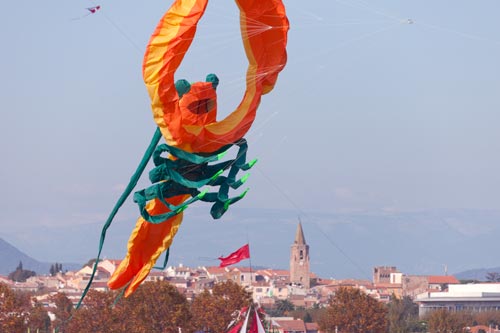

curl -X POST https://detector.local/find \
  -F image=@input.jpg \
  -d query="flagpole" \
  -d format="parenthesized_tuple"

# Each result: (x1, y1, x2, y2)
(246, 230, 254, 292)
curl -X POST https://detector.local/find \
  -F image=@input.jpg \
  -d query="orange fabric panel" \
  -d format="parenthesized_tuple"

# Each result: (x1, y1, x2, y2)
(143, 0, 209, 150)
(107, 195, 188, 296)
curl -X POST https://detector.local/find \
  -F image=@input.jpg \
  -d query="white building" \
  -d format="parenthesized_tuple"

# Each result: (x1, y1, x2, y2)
(415, 283, 500, 316)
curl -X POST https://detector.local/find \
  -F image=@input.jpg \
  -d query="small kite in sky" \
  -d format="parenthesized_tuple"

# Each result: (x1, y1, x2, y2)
(72, 5, 101, 20)
(87, 6, 101, 14)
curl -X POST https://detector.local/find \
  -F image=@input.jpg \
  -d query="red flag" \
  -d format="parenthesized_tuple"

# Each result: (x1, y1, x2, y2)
(218, 244, 250, 267)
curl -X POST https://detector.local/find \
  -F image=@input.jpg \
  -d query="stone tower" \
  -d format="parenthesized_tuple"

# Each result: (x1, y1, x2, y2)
(290, 222, 310, 288)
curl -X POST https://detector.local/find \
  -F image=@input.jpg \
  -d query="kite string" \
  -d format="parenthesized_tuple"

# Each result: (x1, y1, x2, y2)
(75, 128, 163, 310)
(252, 161, 372, 281)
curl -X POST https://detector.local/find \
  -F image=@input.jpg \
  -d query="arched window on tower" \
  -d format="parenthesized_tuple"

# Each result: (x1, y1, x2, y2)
(299, 250, 303, 260)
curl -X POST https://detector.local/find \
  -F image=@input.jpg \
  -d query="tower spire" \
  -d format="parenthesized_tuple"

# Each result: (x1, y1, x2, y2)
(294, 221, 306, 245)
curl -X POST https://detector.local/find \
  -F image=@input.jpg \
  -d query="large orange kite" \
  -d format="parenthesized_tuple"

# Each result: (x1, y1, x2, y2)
(80, 0, 288, 300)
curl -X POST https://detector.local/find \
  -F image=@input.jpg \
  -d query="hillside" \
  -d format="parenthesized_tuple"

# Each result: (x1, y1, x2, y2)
(0, 238, 80, 275)
(455, 267, 500, 281)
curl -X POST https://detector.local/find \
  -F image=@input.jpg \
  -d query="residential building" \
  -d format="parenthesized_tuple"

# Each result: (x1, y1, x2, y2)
(373, 266, 398, 284)
(415, 283, 500, 317)
(227, 267, 255, 286)
(202, 266, 229, 282)
(165, 264, 193, 279)
(272, 317, 321, 333)
(403, 275, 460, 299)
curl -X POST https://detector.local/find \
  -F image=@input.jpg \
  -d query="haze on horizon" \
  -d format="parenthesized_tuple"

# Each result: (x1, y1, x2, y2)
(1, 0, 499, 278)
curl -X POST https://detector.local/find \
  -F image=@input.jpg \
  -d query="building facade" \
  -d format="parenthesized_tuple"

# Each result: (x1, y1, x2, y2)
(290, 222, 310, 289)
(415, 283, 500, 317)
(373, 266, 398, 284)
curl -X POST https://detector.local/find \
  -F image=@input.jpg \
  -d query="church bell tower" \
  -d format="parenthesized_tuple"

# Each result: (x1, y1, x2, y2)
(290, 222, 310, 288)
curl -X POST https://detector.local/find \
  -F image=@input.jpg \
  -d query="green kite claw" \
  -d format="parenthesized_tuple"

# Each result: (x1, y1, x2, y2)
(197, 189, 208, 199)
(217, 151, 228, 160)
(211, 169, 224, 181)
(240, 173, 250, 184)
(241, 158, 258, 170)
(175, 206, 188, 214)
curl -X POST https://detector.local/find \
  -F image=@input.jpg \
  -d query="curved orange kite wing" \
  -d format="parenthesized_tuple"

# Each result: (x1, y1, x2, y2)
(143, 0, 289, 153)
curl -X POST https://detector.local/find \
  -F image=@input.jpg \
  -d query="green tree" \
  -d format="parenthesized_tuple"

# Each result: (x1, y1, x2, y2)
(49, 263, 63, 276)
(191, 280, 252, 333)
(319, 287, 388, 333)
(266, 299, 295, 317)
(387, 295, 420, 333)
(303, 311, 313, 323)
(486, 272, 500, 282)
(8, 261, 36, 282)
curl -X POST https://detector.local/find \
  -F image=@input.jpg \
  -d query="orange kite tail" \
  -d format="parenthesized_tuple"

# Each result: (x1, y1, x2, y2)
(107, 195, 188, 297)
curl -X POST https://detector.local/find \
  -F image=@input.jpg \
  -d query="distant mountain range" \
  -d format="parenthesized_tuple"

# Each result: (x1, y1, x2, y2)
(0, 233, 498, 281)
(1, 208, 499, 280)
(0, 238, 81, 276)
(455, 267, 500, 281)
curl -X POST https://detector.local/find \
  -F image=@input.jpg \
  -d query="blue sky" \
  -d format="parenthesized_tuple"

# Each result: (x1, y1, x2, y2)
(1, 0, 500, 274)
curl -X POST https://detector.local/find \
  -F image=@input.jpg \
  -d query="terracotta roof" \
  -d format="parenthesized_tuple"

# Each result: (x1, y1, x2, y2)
(0, 276, 12, 285)
(334, 279, 372, 287)
(255, 269, 290, 277)
(315, 278, 336, 285)
(428, 276, 459, 284)
(204, 266, 227, 274)
(290, 295, 305, 300)
(96, 266, 111, 275)
(305, 322, 319, 330)
(274, 319, 306, 331)
(91, 281, 109, 288)
(374, 282, 403, 288)
(231, 266, 253, 273)
(469, 325, 500, 333)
